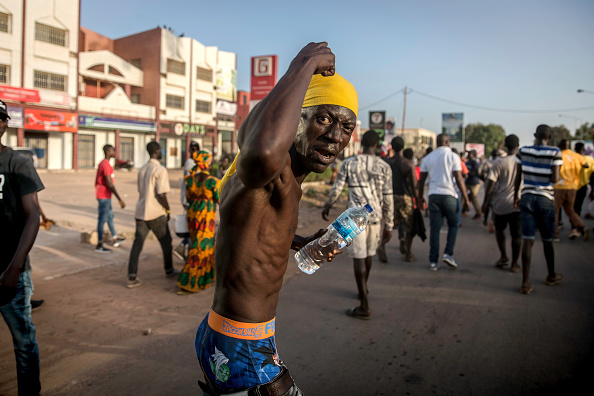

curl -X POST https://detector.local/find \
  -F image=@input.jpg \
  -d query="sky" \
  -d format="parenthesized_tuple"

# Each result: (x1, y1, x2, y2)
(81, 0, 594, 146)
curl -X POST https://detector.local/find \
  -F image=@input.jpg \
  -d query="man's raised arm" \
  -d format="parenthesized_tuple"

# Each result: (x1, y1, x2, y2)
(237, 42, 335, 188)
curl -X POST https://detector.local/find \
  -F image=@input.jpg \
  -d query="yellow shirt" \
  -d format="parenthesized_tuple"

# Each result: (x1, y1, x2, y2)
(578, 155, 594, 189)
(555, 149, 586, 190)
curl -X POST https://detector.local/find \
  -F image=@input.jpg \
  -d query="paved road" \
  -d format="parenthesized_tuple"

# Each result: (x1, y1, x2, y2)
(1, 170, 593, 395)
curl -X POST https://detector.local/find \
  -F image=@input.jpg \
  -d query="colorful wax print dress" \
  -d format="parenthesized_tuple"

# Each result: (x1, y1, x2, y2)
(177, 171, 220, 292)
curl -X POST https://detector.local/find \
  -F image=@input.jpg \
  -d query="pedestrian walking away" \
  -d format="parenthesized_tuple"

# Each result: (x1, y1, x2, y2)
(95, 144, 126, 253)
(323, 130, 394, 320)
(0, 99, 43, 395)
(481, 135, 522, 273)
(418, 133, 470, 271)
(553, 139, 590, 241)
(465, 149, 483, 220)
(195, 42, 357, 395)
(177, 150, 220, 294)
(514, 125, 563, 295)
(572, 142, 594, 218)
(127, 141, 176, 288)
(384, 136, 418, 262)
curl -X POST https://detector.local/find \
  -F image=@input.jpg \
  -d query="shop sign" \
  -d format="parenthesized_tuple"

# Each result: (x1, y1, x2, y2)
(24, 108, 78, 132)
(216, 100, 237, 116)
(173, 122, 206, 136)
(0, 85, 41, 103)
(79, 115, 155, 132)
(7, 106, 24, 128)
(250, 55, 278, 101)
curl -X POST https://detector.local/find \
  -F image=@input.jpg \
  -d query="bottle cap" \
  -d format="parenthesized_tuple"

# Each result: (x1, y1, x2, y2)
(364, 204, 373, 213)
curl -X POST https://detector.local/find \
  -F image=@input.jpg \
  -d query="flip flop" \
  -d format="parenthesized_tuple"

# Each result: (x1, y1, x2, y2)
(495, 258, 509, 268)
(346, 307, 371, 320)
(520, 285, 533, 295)
(510, 265, 521, 273)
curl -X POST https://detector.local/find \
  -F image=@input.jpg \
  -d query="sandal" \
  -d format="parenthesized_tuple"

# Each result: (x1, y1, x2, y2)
(520, 284, 533, 295)
(346, 307, 371, 320)
(495, 258, 509, 268)
(510, 265, 521, 273)
(545, 273, 563, 286)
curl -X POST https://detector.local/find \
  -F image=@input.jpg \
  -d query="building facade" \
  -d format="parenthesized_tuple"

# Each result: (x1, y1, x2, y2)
(0, 0, 80, 169)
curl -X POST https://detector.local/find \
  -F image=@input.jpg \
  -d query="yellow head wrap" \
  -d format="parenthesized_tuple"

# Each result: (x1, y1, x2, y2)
(218, 73, 358, 195)
(302, 73, 358, 117)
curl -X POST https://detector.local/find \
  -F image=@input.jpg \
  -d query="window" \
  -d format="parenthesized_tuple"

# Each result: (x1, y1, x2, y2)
(0, 64, 9, 84)
(0, 12, 11, 33)
(130, 58, 141, 69)
(167, 59, 185, 75)
(34, 70, 66, 91)
(195, 100, 211, 114)
(120, 137, 134, 162)
(77, 134, 95, 169)
(130, 94, 140, 104)
(166, 94, 184, 109)
(242, 95, 247, 105)
(196, 67, 212, 82)
(35, 22, 67, 46)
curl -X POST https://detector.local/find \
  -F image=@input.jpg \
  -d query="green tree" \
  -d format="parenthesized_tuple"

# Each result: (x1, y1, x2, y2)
(549, 125, 571, 147)
(575, 122, 594, 141)
(464, 123, 506, 157)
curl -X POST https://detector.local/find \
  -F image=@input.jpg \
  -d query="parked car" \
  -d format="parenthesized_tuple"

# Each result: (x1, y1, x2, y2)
(13, 147, 40, 168)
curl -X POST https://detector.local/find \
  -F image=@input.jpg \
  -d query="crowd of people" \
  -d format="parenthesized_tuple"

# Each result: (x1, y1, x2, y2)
(2, 36, 594, 394)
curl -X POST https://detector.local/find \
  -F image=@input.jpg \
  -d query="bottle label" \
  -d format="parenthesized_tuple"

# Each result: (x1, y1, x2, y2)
(331, 215, 358, 241)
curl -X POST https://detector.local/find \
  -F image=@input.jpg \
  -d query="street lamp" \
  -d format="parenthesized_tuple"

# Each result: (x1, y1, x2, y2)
(577, 89, 594, 94)
(559, 114, 583, 140)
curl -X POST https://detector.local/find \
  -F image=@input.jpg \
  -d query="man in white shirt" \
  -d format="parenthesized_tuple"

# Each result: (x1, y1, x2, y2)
(418, 134, 470, 271)
(127, 141, 176, 288)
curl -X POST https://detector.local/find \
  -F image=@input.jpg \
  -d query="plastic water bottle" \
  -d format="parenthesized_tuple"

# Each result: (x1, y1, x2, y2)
(296, 204, 373, 274)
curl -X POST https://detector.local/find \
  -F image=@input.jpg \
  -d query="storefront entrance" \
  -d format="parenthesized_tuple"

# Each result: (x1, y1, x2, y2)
(24, 132, 48, 169)
(78, 134, 95, 169)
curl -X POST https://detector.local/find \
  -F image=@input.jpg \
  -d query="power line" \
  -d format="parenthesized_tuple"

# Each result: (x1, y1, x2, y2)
(358, 88, 404, 111)
(409, 89, 594, 114)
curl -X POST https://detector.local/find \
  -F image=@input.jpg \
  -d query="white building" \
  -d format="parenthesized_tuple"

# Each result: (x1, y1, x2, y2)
(0, 0, 79, 169)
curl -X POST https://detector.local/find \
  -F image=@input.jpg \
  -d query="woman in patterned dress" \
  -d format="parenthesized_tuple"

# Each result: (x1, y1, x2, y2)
(177, 150, 220, 294)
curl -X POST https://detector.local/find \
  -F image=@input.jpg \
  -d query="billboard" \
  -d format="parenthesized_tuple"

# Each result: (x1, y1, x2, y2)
(24, 108, 77, 132)
(7, 106, 24, 128)
(465, 143, 485, 158)
(572, 140, 594, 156)
(250, 55, 278, 101)
(442, 113, 464, 143)
(216, 67, 237, 102)
(369, 110, 386, 138)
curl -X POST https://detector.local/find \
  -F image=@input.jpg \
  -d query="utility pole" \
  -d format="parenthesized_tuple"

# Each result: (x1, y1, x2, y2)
(401, 86, 407, 135)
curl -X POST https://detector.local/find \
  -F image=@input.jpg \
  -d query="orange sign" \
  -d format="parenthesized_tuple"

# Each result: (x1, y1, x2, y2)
(24, 108, 78, 132)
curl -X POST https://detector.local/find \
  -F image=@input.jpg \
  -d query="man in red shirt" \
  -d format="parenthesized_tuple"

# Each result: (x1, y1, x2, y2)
(95, 144, 125, 253)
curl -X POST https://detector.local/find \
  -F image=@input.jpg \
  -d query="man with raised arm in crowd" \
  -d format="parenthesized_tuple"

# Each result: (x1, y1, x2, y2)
(514, 125, 563, 295)
(195, 42, 358, 395)
(0, 99, 43, 395)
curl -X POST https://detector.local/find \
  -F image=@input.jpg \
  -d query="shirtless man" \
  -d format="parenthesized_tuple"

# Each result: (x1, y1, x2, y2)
(195, 42, 358, 395)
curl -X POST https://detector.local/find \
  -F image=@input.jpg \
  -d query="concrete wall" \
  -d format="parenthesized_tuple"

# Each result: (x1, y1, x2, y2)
(0, 0, 24, 86)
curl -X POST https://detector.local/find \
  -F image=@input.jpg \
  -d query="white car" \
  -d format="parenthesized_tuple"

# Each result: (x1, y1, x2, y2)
(13, 147, 40, 168)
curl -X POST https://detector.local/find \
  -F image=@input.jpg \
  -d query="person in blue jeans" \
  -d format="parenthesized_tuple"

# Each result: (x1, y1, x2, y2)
(0, 99, 43, 395)
(514, 125, 563, 295)
(418, 134, 470, 271)
(95, 144, 126, 253)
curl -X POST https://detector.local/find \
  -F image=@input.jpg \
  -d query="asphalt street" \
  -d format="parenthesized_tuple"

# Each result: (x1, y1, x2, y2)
(0, 170, 593, 395)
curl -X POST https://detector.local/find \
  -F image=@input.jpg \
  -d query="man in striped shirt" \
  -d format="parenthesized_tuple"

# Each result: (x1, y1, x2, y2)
(514, 125, 563, 295)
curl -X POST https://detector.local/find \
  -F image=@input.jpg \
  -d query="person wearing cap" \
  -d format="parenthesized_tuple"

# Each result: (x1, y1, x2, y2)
(195, 42, 358, 395)
(322, 130, 393, 320)
(0, 99, 43, 394)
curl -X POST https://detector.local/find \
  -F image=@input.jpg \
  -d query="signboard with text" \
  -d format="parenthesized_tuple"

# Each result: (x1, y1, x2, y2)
(24, 108, 77, 132)
(7, 106, 24, 128)
(78, 115, 155, 132)
(442, 113, 464, 143)
(0, 85, 41, 103)
(250, 55, 278, 101)
(216, 67, 237, 102)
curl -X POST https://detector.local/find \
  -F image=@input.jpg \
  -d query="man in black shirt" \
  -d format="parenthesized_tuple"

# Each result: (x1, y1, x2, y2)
(0, 99, 43, 395)
(385, 136, 419, 261)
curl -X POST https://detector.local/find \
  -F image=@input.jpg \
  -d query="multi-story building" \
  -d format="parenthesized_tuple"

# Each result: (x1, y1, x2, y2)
(0, 0, 80, 169)
(107, 27, 237, 168)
